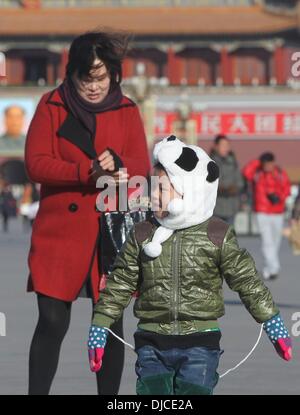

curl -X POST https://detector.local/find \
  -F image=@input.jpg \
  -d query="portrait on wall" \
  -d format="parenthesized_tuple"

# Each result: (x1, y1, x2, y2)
(0, 97, 36, 159)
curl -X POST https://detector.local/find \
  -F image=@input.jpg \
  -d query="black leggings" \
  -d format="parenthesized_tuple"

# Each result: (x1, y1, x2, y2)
(28, 293, 124, 395)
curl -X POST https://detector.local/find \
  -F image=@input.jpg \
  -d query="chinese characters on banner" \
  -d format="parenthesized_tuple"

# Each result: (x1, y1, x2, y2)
(155, 111, 300, 138)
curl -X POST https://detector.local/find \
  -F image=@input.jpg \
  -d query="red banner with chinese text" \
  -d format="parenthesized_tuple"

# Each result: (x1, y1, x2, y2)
(155, 111, 300, 138)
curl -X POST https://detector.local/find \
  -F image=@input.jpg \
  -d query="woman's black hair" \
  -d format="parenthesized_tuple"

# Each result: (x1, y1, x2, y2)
(259, 152, 275, 163)
(66, 28, 132, 87)
(214, 134, 228, 145)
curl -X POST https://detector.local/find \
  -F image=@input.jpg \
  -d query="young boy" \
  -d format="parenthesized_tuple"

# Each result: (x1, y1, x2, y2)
(88, 136, 292, 395)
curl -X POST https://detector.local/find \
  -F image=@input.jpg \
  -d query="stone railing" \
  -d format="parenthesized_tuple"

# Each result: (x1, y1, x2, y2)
(6, 0, 255, 8)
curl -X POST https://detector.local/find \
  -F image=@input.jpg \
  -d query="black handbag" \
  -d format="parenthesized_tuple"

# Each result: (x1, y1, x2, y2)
(99, 210, 150, 275)
(79, 209, 150, 298)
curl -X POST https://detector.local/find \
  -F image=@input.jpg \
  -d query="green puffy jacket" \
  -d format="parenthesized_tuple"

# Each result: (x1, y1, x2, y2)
(92, 215, 279, 335)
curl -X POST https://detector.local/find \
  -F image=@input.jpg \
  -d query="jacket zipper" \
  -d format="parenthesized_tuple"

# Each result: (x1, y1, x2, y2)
(172, 231, 180, 335)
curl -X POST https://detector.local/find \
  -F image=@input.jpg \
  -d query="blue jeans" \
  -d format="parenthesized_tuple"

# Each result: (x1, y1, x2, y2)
(135, 345, 223, 395)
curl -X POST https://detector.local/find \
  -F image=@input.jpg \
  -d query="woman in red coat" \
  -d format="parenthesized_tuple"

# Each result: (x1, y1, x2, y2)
(25, 31, 150, 395)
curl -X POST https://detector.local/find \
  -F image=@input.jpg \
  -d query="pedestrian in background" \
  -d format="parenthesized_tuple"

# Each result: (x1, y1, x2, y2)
(210, 134, 244, 225)
(0, 176, 17, 232)
(243, 152, 291, 280)
(19, 182, 40, 229)
(283, 184, 300, 255)
(291, 185, 300, 221)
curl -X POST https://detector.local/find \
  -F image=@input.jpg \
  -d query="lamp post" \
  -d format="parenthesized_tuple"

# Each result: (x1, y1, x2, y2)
(127, 62, 156, 148)
(129, 62, 151, 105)
(173, 95, 197, 145)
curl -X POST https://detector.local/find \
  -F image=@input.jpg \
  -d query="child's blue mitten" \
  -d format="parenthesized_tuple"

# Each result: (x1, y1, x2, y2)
(87, 325, 108, 372)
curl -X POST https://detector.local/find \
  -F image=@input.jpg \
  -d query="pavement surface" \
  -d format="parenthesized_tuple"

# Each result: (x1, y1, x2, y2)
(0, 217, 299, 395)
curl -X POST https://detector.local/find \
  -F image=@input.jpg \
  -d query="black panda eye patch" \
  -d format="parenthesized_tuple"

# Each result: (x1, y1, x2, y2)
(174, 147, 199, 171)
(206, 161, 219, 182)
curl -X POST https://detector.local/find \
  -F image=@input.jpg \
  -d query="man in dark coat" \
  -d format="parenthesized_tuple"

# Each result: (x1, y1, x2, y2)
(210, 134, 244, 225)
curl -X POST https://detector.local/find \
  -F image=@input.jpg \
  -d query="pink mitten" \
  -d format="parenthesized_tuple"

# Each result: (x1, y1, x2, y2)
(87, 325, 108, 372)
(263, 313, 292, 362)
(274, 338, 292, 361)
(88, 347, 105, 372)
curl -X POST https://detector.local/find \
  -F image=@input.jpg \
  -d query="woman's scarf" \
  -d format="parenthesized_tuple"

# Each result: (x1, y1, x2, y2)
(58, 77, 123, 141)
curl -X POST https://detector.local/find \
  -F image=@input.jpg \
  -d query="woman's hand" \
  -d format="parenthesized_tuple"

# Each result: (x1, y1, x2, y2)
(98, 150, 115, 172)
(91, 160, 129, 186)
(90, 148, 129, 187)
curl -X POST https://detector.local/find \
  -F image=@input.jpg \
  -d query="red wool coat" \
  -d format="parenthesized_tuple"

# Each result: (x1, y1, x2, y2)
(25, 88, 150, 303)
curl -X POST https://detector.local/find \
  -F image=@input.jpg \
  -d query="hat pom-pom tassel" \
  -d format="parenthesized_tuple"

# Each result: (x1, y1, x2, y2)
(143, 226, 174, 258)
(143, 242, 162, 258)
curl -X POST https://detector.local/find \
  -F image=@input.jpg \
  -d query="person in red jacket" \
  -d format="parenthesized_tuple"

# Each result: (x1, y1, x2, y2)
(25, 30, 150, 395)
(243, 152, 291, 280)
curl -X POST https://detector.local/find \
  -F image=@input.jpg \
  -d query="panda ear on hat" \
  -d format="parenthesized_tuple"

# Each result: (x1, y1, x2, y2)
(153, 135, 184, 166)
(167, 135, 176, 142)
(206, 161, 219, 183)
(174, 147, 199, 172)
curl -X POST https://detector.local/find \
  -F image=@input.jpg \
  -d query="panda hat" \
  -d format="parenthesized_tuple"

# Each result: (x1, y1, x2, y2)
(143, 135, 220, 258)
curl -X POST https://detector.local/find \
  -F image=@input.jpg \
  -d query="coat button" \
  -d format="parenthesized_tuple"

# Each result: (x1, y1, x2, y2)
(68, 203, 78, 212)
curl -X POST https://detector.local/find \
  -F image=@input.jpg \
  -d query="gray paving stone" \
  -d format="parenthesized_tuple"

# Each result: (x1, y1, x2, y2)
(0, 217, 299, 395)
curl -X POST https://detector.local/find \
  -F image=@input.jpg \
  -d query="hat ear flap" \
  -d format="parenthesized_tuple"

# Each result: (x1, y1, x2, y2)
(174, 147, 199, 172)
(206, 161, 219, 183)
